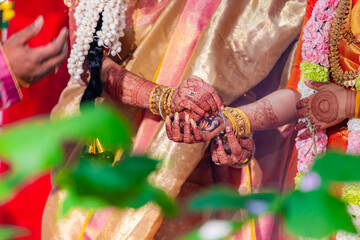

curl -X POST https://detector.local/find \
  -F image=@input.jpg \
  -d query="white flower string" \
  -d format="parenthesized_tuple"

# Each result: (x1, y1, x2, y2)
(68, 0, 130, 82)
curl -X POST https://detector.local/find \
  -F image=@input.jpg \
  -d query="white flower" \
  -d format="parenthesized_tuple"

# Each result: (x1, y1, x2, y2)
(245, 199, 269, 215)
(348, 118, 360, 132)
(198, 220, 232, 240)
(298, 80, 317, 99)
(299, 172, 322, 192)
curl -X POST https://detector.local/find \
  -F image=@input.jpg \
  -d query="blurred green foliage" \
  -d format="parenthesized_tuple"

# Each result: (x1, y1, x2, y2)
(184, 152, 360, 240)
(0, 105, 177, 239)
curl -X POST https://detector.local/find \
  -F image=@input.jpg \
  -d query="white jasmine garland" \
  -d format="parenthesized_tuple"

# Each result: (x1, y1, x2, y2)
(68, 0, 130, 82)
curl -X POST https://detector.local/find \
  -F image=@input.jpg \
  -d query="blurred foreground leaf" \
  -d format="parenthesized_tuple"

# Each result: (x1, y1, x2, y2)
(313, 152, 360, 183)
(0, 226, 28, 240)
(180, 220, 243, 240)
(57, 156, 178, 217)
(283, 189, 356, 238)
(189, 186, 277, 214)
(0, 105, 131, 201)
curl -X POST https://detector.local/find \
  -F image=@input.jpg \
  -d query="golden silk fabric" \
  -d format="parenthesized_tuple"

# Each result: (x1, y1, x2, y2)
(42, 0, 306, 239)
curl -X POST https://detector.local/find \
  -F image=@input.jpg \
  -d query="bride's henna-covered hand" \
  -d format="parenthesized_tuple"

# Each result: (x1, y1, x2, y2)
(295, 79, 355, 140)
(171, 76, 224, 117)
(210, 127, 254, 167)
(165, 111, 224, 143)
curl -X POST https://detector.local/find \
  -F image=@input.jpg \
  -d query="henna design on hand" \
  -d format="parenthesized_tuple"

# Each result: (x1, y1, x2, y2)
(310, 90, 338, 123)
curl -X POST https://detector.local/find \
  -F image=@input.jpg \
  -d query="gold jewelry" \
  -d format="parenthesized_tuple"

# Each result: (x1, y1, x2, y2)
(222, 108, 239, 136)
(355, 91, 360, 118)
(223, 107, 251, 137)
(159, 88, 172, 119)
(149, 85, 167, 115)
(329, 0, 359, 87)
(233, 108, 251, 136)
(344, 0, 360, 44)
(166, 88, 176, 116)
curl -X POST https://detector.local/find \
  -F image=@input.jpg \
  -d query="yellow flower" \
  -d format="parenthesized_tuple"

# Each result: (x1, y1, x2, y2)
(3, 9, 15, 21)
(0, 1, 13, 11)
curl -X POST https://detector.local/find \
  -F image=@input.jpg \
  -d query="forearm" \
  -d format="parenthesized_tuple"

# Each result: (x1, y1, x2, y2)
(237, 89, 300, 131)
(101, 57, 156, 109)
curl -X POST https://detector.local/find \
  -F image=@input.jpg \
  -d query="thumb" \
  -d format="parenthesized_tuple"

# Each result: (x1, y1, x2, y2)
(16, 16, 44, 44)
(303, 78, 330, 91)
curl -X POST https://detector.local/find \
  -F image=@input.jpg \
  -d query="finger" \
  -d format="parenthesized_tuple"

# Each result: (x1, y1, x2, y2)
(190, 119, 203, 141)
(171, 112, 182, 142)
(34, 44, 68, 81)
(296, 128, 312, 140)
(191, 75, 224, 111)
(295, 120, 307, 131)
(216, 139, 231, 165)
(187, 89, 212, 114)
(189, 112, 201, 121)
(303, 79, 331, 91)
(165, 116, 172, 140)
(231, 149, 251, 166)
(15, 16, 44, 45)
(296, 108, 309, 119)
(210, 139, 221, 165)
(183, 114, 194, 144)
(180, 100, 206, 117)
(225, 127, 242, 156)
(239, 138, 254, 152)
(296, 98, 310, 109)
(36, 27, 68, 61)
(193, 85, 218, 114)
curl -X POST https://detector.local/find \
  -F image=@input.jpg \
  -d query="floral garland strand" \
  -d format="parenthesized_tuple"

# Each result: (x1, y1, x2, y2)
(295, 0, 339, 177)
(296, 0, 360, 238)
(68, 0, 130, 82)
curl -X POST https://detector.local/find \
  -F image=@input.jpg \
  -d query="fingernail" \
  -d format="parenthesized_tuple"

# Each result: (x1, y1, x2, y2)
(175, 112, 179, 120)
(205, 113, 209, 118)
(166, 116, 170, 123)
(226, 126, 231, 133)
(185, 114, 189, 122)
(190, 119, 196, 127)
(35, 15, 44, 28)
(295, 137, 299, 141)
(221, 105, 225, 111)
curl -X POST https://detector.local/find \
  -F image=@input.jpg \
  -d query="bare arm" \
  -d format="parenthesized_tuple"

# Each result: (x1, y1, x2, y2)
(236, 89, 300, 131)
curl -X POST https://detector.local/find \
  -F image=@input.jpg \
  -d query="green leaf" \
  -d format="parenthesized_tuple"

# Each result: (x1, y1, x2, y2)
(283, 189, 357, 238)
(180, 221, 243, 240)
(312, 152, 360, 183)
(57, 156, 177, 217)
(189, 186, 277, 213)
(0, 105, 132, 201)
(0, 226, 28, 239)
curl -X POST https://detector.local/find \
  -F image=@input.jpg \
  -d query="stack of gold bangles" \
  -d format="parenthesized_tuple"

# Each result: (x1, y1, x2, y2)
(149, 85, 175, 119)
(222, 107, 251, 138)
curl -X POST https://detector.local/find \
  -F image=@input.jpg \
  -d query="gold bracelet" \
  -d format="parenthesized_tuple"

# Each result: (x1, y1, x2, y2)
(223, 107, 251, 137)
(160, 88, 172, 118)
(166, 88, 176, 116)
(355, 91, 360, 118)
(222, 108, 239, 137)
(233, 108, 251, 136)
(149, 85, 167, 115)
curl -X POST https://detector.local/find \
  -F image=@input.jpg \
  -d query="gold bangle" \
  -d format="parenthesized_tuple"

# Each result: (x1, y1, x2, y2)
(355, 91, 360, 118)
(233, 108, 251, 136)
(166, 88, 176, 116)
(223, 107, 251, 137)
(160, 88, 172, 117)
(222, 108, 239, 137)
(149, 85, 167, 115)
